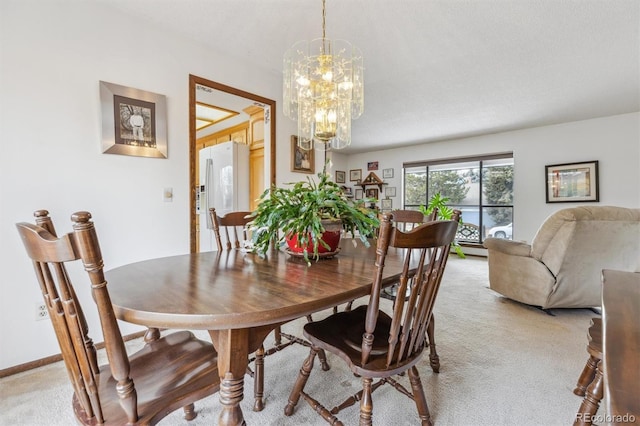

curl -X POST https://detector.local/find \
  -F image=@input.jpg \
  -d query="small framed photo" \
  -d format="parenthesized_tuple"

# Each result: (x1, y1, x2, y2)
(342, 186, 353, 196)
(349, 169, 362, 182)
(335, 170, 346, 183)
(100, 81, 168, 158)
(385, 186, 396, 197)
(291, 136, 315, 174)
(545, 160, 599, 203)
(365, 188, 379, 199)
(355, 188, 364, 200)
(382, 168, 394, 179)
(381, 199, 392, 210)
(367, 161, 379, 171)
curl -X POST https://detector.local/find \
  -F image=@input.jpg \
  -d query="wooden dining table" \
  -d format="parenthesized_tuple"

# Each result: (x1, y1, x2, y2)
(106, 241, 410, 426)
(601, 269, 640, 424)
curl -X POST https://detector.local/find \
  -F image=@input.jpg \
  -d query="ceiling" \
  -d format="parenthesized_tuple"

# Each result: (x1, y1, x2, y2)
(100, 0, 639, 154)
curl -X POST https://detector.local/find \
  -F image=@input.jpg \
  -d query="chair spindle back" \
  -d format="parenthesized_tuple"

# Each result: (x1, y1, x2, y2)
(209, 208, 253, 250)
(363, 210, 461, 368)
(16, 210, 137, 424)
(390, 208, 438, 231)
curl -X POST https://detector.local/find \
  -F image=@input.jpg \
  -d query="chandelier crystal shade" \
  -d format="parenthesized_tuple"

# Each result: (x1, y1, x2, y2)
(283, 0, 364, 151)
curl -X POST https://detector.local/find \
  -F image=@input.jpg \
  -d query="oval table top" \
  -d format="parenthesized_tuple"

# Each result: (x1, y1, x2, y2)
(106, 241, 409, 330)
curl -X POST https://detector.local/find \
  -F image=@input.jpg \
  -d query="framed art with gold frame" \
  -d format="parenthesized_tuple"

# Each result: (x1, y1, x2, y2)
(291, 136, 315, 173)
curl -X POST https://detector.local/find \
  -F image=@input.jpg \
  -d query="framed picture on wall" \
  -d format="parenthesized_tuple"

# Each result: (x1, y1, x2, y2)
(385, 186, 396, 197)
(367, 161, 379, 171)
(291, 136, 315, 173)
(335, 170, 346, 183)
(349, 169, 362, 182)
(100, 81, 168, 158)
(355, 188, 363, 200)
(545, 160, 599, 203)
(365, 188, 379, 199)
(381, 198, 392, 210)
(382, 168, 394, 178)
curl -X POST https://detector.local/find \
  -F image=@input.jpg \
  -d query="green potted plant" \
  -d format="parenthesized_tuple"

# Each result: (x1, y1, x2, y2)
(419, 192, 466, 258)
(248, 162, 380, 264)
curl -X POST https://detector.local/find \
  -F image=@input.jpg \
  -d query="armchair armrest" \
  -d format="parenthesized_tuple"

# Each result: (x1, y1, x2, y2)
(484, 237, 532, 257)
(484, 237, 555, 308)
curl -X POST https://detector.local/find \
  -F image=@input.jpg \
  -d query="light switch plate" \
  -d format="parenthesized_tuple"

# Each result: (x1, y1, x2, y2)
(163, 187, 173, 202)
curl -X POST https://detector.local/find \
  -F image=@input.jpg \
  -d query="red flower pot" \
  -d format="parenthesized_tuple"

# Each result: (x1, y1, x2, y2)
(285, 220, 342, 254)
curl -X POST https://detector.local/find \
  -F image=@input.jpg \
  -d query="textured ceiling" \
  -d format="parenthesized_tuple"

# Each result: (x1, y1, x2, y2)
(99, 0, 639, 153)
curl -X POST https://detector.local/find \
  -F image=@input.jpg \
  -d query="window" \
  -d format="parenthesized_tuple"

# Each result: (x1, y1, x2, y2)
(403, 153, 514, 245)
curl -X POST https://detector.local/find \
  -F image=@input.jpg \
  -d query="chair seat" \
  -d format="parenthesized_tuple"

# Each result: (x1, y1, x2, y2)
(73, 331, 220, 425)
(304, 305, 421, 376)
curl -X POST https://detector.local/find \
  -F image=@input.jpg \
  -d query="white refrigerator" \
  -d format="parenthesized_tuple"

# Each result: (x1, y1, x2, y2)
(198, 141, 250, 251)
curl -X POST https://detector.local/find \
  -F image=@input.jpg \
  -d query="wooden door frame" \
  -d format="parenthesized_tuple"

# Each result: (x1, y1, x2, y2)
(189, 74, 276, 253)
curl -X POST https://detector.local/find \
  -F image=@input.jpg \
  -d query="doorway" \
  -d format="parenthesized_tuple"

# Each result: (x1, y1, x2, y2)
(189, 74, 276, 253)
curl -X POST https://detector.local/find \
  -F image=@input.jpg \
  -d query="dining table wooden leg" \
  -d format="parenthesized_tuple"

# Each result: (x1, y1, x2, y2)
(209, 329, 249, 426)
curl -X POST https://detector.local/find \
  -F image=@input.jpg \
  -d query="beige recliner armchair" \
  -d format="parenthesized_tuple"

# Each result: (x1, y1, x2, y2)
(484, 206, 640, 309)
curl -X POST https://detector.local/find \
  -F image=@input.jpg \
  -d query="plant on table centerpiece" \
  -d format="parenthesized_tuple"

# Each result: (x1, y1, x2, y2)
(248, 162, 380, 265)
(419, 192, 466, 258)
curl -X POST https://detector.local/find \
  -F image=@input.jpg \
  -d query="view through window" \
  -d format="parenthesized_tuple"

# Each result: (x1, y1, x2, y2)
(403, 153, 514, 244)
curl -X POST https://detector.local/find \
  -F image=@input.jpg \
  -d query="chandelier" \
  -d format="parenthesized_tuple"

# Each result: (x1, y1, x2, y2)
(283, 0, 364, 151)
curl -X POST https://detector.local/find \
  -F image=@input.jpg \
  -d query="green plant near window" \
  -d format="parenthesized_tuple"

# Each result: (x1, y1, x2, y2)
(248, 161, 380, 264)
(419, 192, 466, 258)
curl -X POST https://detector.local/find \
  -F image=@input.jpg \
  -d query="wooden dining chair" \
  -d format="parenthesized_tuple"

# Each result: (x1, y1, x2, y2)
(211, 208, 253, 250)
(210, 207, 267, 411)
(573, 317, 603, 426)
(381, 209, 442, 373)
(15, 210, 219, 425)
(284, 211, 461, 426)
(209, 207, 327, 412)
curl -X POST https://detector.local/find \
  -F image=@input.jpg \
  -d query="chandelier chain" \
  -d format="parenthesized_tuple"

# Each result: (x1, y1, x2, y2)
(283, 0, 363, 150)
(322, 0, 326, 41)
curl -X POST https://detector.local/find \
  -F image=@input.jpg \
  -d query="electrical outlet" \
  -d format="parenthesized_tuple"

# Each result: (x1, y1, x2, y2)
(35, 303, 49, 321)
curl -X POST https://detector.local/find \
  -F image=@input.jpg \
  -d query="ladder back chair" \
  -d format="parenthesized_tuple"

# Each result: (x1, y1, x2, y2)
(211, 208, 253, 250)
(16, 210, 219, 425)
(382, 209, 442, 372)
(284, 210, 461, 426)
(210, 207, 328, 411)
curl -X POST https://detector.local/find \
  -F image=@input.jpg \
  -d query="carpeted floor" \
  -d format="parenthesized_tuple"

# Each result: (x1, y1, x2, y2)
(0, 256, 597, 425)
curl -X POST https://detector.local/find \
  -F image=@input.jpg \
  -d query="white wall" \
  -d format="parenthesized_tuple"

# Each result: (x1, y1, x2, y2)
(0, 1, 292, 370)
(346, 113, 640, 243)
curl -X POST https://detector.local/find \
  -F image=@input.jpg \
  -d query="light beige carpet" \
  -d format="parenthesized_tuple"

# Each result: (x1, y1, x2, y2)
(0, 256, 596, 425)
